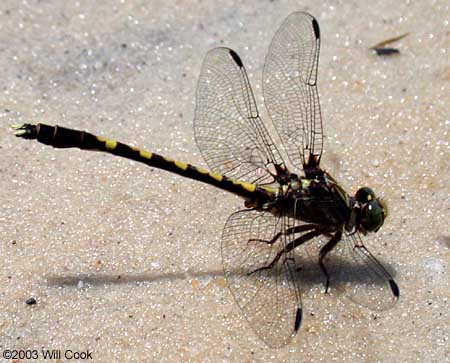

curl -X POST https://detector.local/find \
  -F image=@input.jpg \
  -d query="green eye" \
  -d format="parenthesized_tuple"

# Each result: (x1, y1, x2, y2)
(361, 200, 384, 232)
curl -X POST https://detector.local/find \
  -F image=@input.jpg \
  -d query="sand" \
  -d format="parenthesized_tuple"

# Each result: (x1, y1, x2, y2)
(0, 1, 449, 362)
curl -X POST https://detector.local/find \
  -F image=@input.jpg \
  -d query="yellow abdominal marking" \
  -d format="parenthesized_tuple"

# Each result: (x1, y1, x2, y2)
(139, 150, 153, 159)
(105, 140, 117, 150)
(194, 166, 209, 174)
(191, 166, 223, 182)
(173, 160, 187, 170)
(97, 136, 117, 150)
(161, 156, 187, 171)
(232, 180, 256, 192)
(208, 172, 223, 182)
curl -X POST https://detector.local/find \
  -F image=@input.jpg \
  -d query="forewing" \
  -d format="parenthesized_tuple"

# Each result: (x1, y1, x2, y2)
(263, 12, 323, 170)
(195, 47, 285, 185)
(221, 209, 302, 348)
(329, 232, 400, 311)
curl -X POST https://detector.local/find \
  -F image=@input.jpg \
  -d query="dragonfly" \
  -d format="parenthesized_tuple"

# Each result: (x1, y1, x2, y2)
(11, 12, 399, 348)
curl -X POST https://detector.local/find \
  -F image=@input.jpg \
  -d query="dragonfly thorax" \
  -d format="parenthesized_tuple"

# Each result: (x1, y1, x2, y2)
(272, 171, 351, 228)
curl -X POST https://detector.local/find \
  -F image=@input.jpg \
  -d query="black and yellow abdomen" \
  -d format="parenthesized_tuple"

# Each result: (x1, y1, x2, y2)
(11, 123, 276, 203)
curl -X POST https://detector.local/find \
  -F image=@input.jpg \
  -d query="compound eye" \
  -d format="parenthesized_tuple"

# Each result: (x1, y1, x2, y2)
(355, 187, 376, 203)
(361, 200, 384, 232)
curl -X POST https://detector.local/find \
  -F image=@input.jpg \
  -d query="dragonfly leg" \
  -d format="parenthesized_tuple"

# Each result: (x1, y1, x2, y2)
(248, 224, 317, 245)
(248, 228, 322, 275)
(318, 229, 343, 293)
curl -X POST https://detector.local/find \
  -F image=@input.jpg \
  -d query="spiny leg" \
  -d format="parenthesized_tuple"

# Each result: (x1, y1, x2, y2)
(318, 229, 342, 293)
(248, 224, 317, 245)
(248, 229, 323, 275)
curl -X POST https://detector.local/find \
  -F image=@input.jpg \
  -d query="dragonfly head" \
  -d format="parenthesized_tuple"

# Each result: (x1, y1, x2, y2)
(355, 187, 388, 233)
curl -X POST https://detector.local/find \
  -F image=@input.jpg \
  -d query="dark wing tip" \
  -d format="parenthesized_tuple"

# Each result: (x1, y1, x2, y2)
(294, 307, 303, 331)
(311, 18, 320, 39)
(228, 49, 244, 68)
(389, 279, 400, 298)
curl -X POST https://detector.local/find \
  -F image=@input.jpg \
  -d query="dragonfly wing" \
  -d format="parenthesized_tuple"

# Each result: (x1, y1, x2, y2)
(221, 209, 303, 348)
(263, 12, 323, 171)
(328, 232, 400, 311)
(195, 47, 285, 185)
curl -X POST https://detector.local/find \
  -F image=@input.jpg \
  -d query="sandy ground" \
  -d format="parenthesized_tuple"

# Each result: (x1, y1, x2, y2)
(0, 1, 449, 362)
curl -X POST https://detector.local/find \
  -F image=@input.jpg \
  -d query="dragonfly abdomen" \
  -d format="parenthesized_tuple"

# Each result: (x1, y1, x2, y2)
(12, 123, 275, 203)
